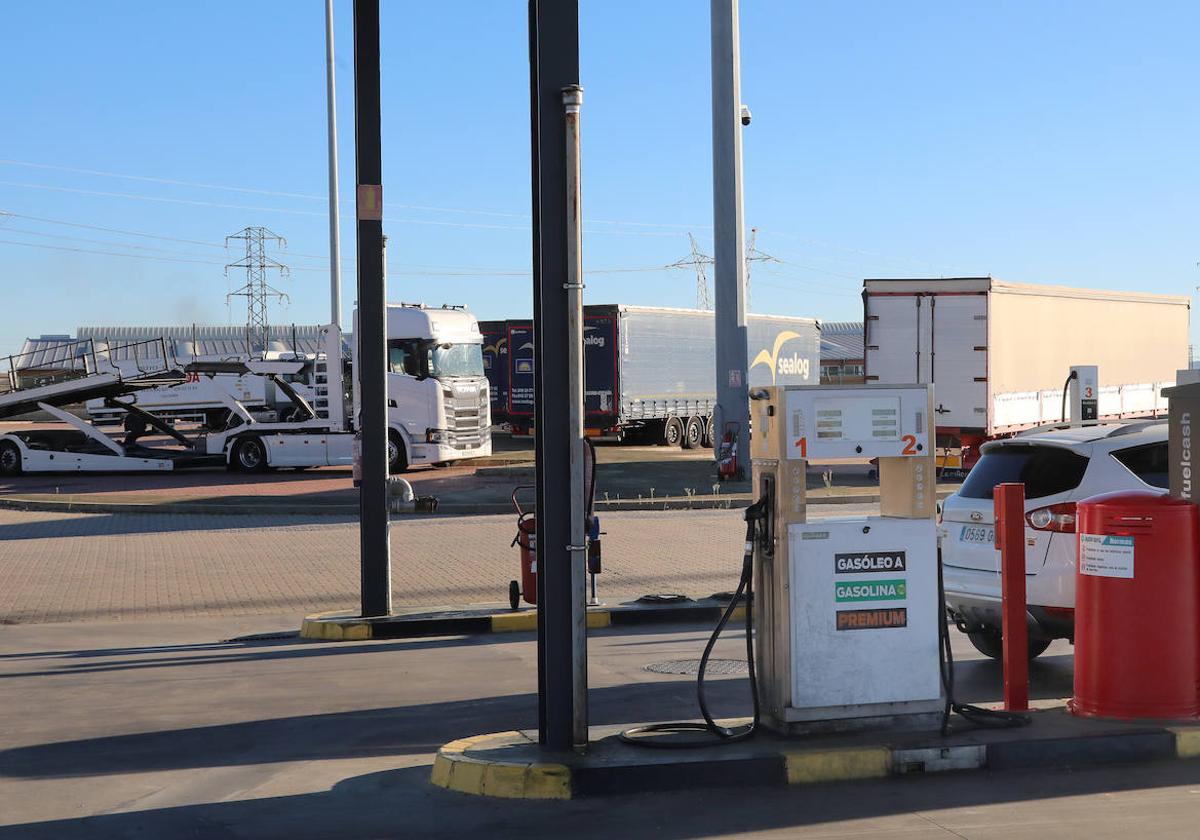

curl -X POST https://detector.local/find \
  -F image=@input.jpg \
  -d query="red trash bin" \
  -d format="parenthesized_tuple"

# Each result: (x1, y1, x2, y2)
(1071, 491, 1200, 720)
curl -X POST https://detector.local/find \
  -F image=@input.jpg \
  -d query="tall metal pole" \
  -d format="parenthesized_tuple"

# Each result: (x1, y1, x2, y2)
(711, 0, 750, 485)
(325, 0, 343, 328)
(562, 83, 588, 747)
(353, 0, 391, 617)
(529, 0, 586, 751)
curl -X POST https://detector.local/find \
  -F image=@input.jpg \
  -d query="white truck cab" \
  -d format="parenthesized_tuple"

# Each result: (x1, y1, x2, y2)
(356, 304, 491, 472)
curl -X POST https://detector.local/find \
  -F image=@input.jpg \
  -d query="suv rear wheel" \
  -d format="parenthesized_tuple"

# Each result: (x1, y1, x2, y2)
(966, 629, 1052, 661)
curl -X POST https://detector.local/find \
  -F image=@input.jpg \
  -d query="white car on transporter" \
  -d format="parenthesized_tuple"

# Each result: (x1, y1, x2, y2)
(940, 420, 1167, 660)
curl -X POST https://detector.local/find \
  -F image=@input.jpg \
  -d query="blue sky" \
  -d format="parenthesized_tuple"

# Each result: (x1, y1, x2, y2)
(1, 1, 1197, 354)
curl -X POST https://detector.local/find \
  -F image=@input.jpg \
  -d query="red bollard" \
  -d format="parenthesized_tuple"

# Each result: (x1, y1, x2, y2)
(994, 483, 1029, 711)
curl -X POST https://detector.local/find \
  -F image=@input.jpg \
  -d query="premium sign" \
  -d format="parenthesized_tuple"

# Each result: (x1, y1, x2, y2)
(834, 551, 907, 574)
(835, 579, 907, 603)
(836, 608, 908, 631)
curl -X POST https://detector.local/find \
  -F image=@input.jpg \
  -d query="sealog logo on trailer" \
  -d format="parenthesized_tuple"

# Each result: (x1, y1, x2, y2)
(750, 331, 811, 384)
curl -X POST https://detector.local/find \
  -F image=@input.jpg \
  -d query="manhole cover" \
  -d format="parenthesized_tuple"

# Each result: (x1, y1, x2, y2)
(645, 658, 748, 676)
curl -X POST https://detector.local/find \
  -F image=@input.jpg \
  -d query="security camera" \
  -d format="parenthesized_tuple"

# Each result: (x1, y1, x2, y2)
(740, 105, 752, 126)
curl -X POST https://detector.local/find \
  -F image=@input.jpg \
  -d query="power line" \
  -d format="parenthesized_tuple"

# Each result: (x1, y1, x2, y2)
(0, 159, 962, 266)
(0, 225, 224, 258)
(0, 238, 227, 266)
(0, 233, 676, 278)
(0, 158, 710, 230)
(0, 182, 683, 237)
(0, 210, 232, 250)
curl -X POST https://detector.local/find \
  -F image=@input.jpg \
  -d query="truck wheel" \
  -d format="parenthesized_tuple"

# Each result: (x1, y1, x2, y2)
(0, 440, 21, 476)
(701, 415, 714, 449)
(388, 432, 409, 475)
(662, 417, 684, 447)
(509, 580, 521, 611)
(233, 437, 268, 473)
(682, 416, 703, 449)
(966, 629, 1052, 660)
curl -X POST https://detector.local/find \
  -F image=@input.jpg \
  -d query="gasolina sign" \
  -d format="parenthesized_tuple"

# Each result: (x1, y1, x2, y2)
(835, 579, 907, 603)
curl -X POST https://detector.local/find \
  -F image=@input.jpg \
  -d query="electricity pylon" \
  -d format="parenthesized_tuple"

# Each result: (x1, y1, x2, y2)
(668, 229, 779, 310)
(225, 226, 289, 352)
(743, 227, 780, 309)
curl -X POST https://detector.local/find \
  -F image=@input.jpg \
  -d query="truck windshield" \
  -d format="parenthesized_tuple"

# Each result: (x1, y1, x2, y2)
(428, 342, 484, 378)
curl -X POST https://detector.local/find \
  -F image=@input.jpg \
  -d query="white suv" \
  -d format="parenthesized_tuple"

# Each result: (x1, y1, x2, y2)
(940, 420, 1167, 659)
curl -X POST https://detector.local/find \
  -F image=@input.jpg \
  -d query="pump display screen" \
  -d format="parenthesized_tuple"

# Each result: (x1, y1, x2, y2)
(784, 386, 930, 460)
(809, 396, 901, 442)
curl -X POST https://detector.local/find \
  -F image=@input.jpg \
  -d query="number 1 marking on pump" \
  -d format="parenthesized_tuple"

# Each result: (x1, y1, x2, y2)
(795, 437, 807, 457)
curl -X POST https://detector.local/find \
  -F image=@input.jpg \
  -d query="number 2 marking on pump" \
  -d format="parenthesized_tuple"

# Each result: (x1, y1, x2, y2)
(795, 437, 807, 457)
(901, 434, 917, 455)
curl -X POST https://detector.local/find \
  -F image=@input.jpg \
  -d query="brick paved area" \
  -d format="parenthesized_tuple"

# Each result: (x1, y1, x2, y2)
(0, 506, 869, 624)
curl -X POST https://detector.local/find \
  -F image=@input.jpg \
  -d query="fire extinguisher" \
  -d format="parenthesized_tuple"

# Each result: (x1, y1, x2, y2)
(717, 422, 741, 481)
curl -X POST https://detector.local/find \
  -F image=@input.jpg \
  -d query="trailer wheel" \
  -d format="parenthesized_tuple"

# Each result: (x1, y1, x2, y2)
(0, 441, 21, 476)
(701, 415, 714, 449)
(662, 417, 684, 447)
(388, 432, 409, 475)
(233, 437, 268, 473)
(682, 416, 703, 449)
(509, 580, 521, 611)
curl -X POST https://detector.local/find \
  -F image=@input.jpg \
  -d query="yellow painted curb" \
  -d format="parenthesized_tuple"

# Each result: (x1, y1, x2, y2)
(1171, 727, 1200, 759)
(430, 732, 572, 799)
(490, 610, 612, 633)
(587, 610, 612, 629)
(784, 747, 891, 785)
(490, 612, 538, 633)
(299, 616, 372, 641)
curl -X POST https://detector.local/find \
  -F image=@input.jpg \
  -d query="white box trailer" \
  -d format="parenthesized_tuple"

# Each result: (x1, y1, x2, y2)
(863, 277, 1189, 469)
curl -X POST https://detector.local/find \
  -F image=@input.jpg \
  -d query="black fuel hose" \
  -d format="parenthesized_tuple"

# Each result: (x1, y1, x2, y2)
(1060, 369, 1078, 424)
(937, 546, 1032, 734)
(620, 498, 768, 748)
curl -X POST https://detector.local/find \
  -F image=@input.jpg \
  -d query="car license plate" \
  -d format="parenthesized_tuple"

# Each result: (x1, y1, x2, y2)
(959, 525, 994, 544)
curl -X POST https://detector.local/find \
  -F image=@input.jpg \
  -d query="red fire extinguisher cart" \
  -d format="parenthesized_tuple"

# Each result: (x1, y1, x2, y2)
(509, 485, 537, 610)
(507, 441, 600, 611)
(1071, 490, 1200, 720)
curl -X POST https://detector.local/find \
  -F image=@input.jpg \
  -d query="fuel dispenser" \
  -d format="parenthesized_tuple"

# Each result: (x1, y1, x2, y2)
(751, 384, 944, 732)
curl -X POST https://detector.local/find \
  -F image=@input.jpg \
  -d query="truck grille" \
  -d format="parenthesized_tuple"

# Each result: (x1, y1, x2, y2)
(447, 388, 487, 449)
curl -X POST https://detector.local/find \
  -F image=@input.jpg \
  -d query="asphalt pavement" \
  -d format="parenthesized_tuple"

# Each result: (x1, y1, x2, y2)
(1, 615, 1196, 839)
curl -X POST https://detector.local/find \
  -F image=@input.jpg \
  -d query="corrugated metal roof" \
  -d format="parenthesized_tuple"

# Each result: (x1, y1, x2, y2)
(820, 321, 863, 361)
(11, 325, 350, 371)
(11, 338, 90, 370)
(77, 325, 333, 359)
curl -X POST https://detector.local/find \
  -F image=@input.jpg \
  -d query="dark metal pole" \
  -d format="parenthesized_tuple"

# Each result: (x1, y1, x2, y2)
(529, 0, 585, 751)
(353, 0, 392, 617)
(711, 0, 750, 486)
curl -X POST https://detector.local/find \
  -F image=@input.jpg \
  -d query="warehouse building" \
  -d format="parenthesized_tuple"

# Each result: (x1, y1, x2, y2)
(819, 321, 865, 384)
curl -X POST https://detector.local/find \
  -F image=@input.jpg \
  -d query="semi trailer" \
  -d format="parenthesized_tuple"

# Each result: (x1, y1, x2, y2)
(0, 303, 491, 475)
(479, 319, 509, 426)
(85, 361, 321, 428)
(862, 277, 1190, 470)
(502, 304, 820, 446)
